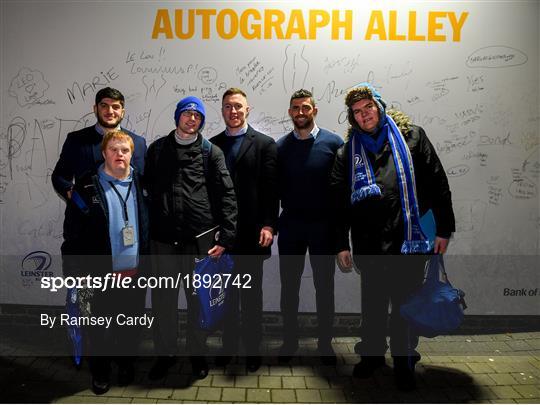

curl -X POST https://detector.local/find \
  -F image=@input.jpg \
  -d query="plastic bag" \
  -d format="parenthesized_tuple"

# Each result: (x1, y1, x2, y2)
(193, 253, 234, 331)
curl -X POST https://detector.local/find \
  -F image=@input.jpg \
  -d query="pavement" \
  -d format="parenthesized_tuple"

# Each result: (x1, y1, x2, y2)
(1, 332, 539, 404)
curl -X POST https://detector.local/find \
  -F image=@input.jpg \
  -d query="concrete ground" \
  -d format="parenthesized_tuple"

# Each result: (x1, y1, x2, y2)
(1, 333, 539, 404)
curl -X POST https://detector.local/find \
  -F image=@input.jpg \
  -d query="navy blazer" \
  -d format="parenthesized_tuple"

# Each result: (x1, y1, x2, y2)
(210, 125, 278, 255)
(52, 125, 146, 199)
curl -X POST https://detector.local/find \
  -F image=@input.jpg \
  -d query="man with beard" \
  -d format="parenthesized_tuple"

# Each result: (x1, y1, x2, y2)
(276, 89, 343, 365)
(210, 88, 278, 372)
(53, 87, 146, 274)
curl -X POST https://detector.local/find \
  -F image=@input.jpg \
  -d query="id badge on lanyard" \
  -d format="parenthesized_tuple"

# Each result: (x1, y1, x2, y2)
(122, 224, 135, 246)
(109, 180, 135, 247)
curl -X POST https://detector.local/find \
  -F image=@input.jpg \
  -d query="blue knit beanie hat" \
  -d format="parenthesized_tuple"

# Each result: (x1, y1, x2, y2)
(174, 96, 206, 129)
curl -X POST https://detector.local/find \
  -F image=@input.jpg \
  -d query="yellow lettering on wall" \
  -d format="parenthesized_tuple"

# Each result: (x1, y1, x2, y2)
(217, 9, 238, 39)
(240, 9, 262, 39)
(407, 11, 425, 41)
(264, 9, 285, 39)
(152, 9, 173, 39)
(285, 10, 307, 39)
(365, 10, 387, 40)
(309, 10, 330, 40)
(332, 9, 352, 40)
(388, 10, 406, 40)
(151, 8, 468, 42)
(448, 12, 469, 41)
(174, 9, 195, 39)
(428, 11, 446, 41)
(196, 9, 217, 39)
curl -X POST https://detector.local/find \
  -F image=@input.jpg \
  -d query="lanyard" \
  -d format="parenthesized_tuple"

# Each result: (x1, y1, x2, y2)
(108, 180, 133, 225)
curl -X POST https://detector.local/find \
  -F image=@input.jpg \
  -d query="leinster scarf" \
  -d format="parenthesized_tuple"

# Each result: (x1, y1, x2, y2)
(350, 115, 433, 254)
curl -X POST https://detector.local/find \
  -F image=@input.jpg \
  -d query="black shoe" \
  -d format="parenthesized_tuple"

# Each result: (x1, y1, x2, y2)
(393, 356, 418, 391)
(246, 356, 261, 372)
(278, 341, 298, 363)
(318, 343, 337, 366)
(352, 356, 386, 378)
(394, 367, 416, 391)
(148, 356, 177, 381)
(191, 356, 209, 380)
(215, 355, 233, 367)
(91, 377, 110, 395)
(118, 363, 135, 387)
(354, 341, 362, 354)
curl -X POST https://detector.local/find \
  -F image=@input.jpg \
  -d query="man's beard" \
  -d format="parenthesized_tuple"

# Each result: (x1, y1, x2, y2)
(97, 115, 122, 129)
(293, 116, 313, 130)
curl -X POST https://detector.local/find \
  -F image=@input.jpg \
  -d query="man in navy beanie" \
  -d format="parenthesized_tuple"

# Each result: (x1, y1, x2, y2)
(145, 96, 237, 380)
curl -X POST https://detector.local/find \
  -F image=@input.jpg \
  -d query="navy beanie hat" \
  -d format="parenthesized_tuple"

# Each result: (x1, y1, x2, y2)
(174, 96, 206, 129)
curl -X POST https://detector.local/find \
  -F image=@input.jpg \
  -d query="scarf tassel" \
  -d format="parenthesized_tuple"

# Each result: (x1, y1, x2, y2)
(401, 239, 434, 254)
(351, 184, 382, 204)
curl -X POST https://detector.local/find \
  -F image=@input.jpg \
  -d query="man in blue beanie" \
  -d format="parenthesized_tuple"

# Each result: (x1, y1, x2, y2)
(145, 96, 237, 380)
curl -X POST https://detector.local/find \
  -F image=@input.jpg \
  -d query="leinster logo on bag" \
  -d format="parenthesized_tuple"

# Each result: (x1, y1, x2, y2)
(209, 280, 225, 309)
(194, 254, 234, 331)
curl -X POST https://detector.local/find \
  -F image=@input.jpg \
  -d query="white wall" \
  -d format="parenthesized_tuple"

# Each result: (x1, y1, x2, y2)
(1, 1, 538, 314)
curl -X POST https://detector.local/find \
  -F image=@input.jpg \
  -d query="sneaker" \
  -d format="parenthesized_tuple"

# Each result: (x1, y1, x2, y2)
(352, 356, 386, 378)
(91, 377, 110, 395)
(148, 356, 177, 381)
(278, 341, 298, 363)
(191, 356, 209, 380)
(246, 356, 262, 372)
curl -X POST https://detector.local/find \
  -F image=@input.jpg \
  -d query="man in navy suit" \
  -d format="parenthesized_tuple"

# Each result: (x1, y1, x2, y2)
(52, 87, 146, 276)
(210, 88, 278, 372)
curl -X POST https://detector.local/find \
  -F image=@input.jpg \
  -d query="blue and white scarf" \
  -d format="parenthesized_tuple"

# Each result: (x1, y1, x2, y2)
(350, 115, 433, 254)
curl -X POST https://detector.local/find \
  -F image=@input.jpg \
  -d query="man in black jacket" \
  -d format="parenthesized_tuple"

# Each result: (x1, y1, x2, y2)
(331, 84, 455, 391)
(210, 88, 278, 372)
(145, 96, 237, 380)
(52, 87, 146, 277)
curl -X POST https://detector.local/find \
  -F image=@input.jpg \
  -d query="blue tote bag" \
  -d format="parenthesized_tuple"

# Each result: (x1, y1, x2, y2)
(193, 253, 234, 331)
(400, 254, 467, 338)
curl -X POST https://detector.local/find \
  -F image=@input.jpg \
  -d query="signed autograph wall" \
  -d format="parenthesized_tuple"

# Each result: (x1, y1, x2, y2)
(1, 1, 538, 314)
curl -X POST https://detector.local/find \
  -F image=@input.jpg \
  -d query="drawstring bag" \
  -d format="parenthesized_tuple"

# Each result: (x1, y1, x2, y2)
(193, 253, 234, 331)
(66, 287, 82, 367)
(400, 254, 467, 338)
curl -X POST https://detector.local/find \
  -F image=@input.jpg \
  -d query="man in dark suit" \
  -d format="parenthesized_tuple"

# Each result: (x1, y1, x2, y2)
(52, 87, 146, 277)
(210, 88, 278, 372)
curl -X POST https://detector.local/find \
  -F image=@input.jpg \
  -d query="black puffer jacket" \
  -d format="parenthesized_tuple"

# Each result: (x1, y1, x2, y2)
(63, 169, 150, 277)
(144, 131, 237, 249)
(331, 119, 455, 255)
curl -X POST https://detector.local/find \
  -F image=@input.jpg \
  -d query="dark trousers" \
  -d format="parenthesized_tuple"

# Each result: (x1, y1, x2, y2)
(278, 217, 336, 346)
(150, 240, 207, 356)
(86, 275, 146, 379)
(221, 255, 264, 356)
(354, 255, 427, 357)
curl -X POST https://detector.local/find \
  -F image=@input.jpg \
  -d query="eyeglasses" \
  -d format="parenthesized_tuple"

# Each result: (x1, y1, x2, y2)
(181, 110, 202, 121)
